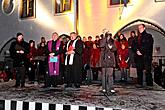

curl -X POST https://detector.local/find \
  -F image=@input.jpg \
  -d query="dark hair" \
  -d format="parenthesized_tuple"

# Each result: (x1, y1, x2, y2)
(131, 31, 135, 34)
(52, 32, 58, 35)
(88, 36, 92, 39)
(70, 32, 76, 35)
(105, 32, 112, 38)
(141, 24, 145, 28)
(16, 32, 23, 37)
(77, 35, 82, 40)
(41, 37, 45, 40)
(29, 40, 35, 44)
(66, 36, 71, 39)
(119, 34, 127, 42)
(96, 35, 99, 38)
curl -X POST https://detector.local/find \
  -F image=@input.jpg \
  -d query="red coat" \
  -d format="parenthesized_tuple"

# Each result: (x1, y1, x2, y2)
(115, 40, 129, 50)
(90, 48, 100, 67)
(82, 48, 88, 65)
(118, 48, 129, 68)
(115, 41, 121, 50)
(27, 47, 37, 64)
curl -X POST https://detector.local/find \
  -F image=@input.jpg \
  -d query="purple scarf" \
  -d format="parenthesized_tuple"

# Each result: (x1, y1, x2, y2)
(48, 40, 60, 76)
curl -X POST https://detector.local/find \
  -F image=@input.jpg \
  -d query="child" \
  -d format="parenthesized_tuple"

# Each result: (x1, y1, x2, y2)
(118, 43, 129, 82)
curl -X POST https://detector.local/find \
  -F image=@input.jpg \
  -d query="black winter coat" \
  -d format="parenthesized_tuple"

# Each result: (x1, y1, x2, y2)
(132, 30, 154, 63)
(9, 40, 29, 67)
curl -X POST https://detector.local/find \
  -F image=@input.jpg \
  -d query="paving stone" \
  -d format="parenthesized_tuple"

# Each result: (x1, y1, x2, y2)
(0, 80, 165, 110)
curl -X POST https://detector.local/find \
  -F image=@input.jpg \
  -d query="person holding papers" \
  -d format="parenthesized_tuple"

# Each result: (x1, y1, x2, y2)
(9, 32, 29, 88)
(45, 32, 63, 87)
(65, 32, 83, 88)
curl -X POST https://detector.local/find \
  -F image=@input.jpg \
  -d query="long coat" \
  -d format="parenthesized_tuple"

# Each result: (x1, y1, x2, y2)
(132, 30, 154, 65)
(9, 40, 29, 67)
(45, 40, 63, 76)
(65, 40, 83, 83)
(90, 48, 101, 68)
(128, 36, 137, 67)
(100, 37, 117, 68)
(118, 48, 129, 68)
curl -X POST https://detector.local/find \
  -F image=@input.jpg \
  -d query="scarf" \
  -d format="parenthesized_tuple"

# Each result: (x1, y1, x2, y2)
(65, 39, 78, 65)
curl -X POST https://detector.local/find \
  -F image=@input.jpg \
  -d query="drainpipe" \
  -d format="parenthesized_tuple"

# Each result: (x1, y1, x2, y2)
(74, 0, 79, 34)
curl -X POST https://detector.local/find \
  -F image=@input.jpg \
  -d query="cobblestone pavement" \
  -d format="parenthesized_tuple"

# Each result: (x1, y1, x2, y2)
(0, 80, 165, 110)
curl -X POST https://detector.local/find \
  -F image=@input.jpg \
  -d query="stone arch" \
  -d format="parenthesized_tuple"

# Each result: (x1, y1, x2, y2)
(115, 19, 165, 37)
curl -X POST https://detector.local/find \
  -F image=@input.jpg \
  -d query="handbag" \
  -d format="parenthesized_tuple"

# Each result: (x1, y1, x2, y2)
(129, 66, 137, 78)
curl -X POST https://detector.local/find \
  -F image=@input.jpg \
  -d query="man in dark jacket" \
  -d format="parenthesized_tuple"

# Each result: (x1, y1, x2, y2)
(128, 31, 137, 67)
(9, 32, 29, 87)
(132, 24, 154, 87)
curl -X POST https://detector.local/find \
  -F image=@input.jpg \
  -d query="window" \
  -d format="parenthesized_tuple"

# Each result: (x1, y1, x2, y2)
(20, 0, 36, 19)
(1, 0, 16, 15)
(155, 0, 165, 2)
(55, 0, 71, 14)
(108, 0, 130, 7)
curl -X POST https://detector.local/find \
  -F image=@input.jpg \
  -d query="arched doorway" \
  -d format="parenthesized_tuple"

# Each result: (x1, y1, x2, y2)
(115, 19, 165, 57)
(115, 19, 165, 37)
(115, 19, 165, 87)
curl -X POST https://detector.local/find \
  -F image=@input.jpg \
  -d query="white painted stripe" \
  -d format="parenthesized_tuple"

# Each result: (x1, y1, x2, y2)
(104, 108, 113, 110)
(56, 104, 63, 110)
(2, 99, 121, 110)
(42, 103, 49, 110)
(87, 106, 95, 110)
(71, 105, 79, 110)
(16, 101, 23, 110)
(29, 102, 35, 110)
(5, 100, 11, 110)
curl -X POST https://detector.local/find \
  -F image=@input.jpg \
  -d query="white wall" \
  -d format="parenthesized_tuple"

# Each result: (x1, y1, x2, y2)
(0, 0, 75, 44)
(0, 0, 76, 60)
(79, 0, 165, 37)
(0, 0, 165, 60)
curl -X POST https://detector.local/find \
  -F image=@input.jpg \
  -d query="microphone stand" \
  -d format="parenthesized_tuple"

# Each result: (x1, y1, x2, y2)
(92, 36, 111, 102)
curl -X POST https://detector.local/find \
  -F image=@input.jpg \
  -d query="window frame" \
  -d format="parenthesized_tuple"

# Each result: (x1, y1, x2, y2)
(107, 0, 131, 8)
(20, 0, 36, 19)
(54, 0, 72, 15)
(155, 0, 165, 2)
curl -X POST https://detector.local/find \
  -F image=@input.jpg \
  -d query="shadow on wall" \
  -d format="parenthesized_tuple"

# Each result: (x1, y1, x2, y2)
(0, 37, 16, 61)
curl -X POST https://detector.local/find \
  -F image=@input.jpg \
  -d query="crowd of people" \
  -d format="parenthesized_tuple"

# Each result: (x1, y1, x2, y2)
(8, 24, 154, 93)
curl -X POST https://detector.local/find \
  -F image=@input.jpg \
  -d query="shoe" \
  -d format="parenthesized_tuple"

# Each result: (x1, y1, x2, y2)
(74, 84, 80, 88)
(110, 89, 116, 93)
(65, 84, 72, 88)
(41, 85, 47, 88)
(21, 85, 25, 88)
(52, 85, 57, 87)
(28, 81, 34, 84)
(135, 84, 144, 88)
(99, 89, 106, 93)
(13, 85, 19, 88)
(145, 86, 153, 90)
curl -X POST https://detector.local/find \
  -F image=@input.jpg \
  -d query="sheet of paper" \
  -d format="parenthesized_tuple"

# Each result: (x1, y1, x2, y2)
(50, 56, 58, 62)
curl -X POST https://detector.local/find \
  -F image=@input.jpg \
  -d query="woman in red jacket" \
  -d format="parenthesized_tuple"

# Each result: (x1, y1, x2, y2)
(27, 40, 37, 83)
(118, 42, 129, 82)
(90, 43, 101, 80)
